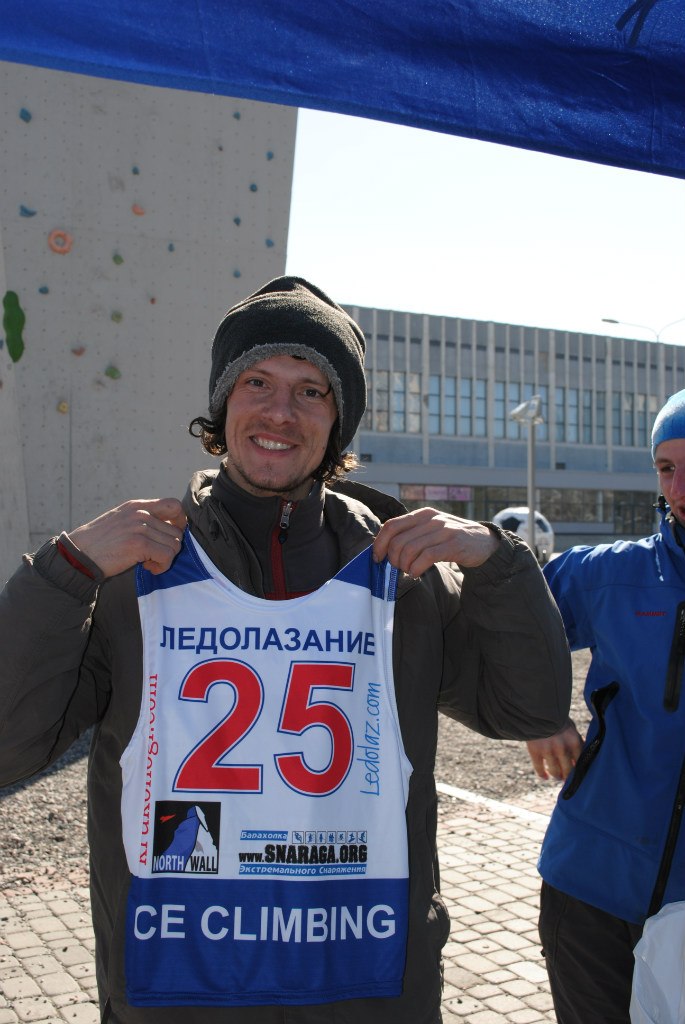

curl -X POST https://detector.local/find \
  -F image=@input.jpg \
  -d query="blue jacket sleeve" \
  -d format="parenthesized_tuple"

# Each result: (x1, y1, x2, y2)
(543, 546, 596, 652)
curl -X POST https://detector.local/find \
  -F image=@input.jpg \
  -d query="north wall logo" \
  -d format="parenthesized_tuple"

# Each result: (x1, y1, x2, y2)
(151, 801, 221, 874)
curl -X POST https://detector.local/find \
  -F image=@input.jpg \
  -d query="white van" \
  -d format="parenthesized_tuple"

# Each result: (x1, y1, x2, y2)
(491, 507, 555, 565)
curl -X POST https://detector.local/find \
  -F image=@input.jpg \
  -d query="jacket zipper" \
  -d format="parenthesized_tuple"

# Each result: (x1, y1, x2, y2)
(647, 602, 685, 913)
(664, 600, 685, 711)
(269, 500, 294, 599)
(648, 752, 685, 916)
(562, 682, 618, 800)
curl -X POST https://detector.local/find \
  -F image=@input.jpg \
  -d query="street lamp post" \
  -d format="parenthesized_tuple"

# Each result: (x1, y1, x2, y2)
(601, 317, 685, 342)
(509, 396, 544, 552)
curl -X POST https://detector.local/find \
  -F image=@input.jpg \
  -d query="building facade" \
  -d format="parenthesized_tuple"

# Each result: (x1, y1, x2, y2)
(345, 305, 685, 549)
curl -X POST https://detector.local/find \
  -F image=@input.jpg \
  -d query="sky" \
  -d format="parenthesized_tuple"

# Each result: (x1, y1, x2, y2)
(286, 109, 685, 346)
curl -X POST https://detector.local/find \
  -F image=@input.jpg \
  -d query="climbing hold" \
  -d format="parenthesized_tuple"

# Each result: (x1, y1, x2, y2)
(266, 151, 274, 160)
(233, 270, 241, 278)
(19, 108, 32, 123)
(19, 205, 36, 217)
(132, 165, 140, 174)
(233, 217, 241, 226)
(3, 291, 26, 363)
(71, 346, 85, 357)
(104, 365, 121, 380)
(112, 253, 124, 265)
(233, 111, 241, 120)
(111, 311, 123, 323)
(131, 204, 145, 216)
(249, 183, 258, 192)
(48, 229, 73, 254)
(38, 286, 49, 295)
(217, 144, 224, 152)
(168, 242, 175, 252)
(149, 297, 156, 305)
(57, 400, 69, 414)
(265, 238, 274, 248)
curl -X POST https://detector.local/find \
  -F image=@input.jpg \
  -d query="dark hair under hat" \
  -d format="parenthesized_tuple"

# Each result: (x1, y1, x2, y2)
(209, 276, 367, 451)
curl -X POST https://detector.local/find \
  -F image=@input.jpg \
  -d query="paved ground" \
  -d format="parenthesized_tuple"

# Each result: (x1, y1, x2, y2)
(0, 783, 561, 1024)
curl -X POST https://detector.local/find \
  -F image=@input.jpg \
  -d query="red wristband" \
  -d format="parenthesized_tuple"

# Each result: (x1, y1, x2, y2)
(56, 539, 96, 579)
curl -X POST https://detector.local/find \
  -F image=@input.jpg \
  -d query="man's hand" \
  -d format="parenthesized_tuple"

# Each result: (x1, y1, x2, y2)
(372, 507, 499, 577)
(526, 720, 584, 781)
(67, 499, 187, 578)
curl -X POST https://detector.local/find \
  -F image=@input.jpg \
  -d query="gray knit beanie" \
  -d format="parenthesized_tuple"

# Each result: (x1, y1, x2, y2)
(209, 276, 367, 450)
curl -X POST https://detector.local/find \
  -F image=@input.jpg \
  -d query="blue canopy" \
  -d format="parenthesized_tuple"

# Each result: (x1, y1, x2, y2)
(2, 0, 683, 178)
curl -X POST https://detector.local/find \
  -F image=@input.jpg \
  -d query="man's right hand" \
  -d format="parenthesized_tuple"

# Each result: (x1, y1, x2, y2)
(526, 719, 584, 781)
(67, 499, 187, 578)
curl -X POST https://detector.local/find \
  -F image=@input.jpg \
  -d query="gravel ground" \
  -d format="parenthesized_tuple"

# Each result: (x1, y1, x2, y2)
(0, 651, 591, 890)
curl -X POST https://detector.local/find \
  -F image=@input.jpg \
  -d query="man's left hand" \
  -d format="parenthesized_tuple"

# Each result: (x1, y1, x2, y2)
(373, 507, 499, 577)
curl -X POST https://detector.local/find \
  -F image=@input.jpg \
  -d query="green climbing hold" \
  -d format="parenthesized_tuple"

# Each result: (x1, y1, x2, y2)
(112, 253, 124, 265)
(3, 291, 26, 363)
(104, 365, 121, 380)
(111, 311, 123, 323)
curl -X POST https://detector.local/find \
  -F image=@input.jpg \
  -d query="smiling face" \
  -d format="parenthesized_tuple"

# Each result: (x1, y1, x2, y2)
(655, 437, 685, 526)
(222, 354, 338, 500)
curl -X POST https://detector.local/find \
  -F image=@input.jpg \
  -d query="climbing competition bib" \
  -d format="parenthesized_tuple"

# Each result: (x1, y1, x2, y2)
(120, 529, 412, 1006)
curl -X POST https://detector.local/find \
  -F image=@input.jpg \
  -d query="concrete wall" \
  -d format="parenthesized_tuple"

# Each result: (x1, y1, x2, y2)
(0, 62, 297, 584)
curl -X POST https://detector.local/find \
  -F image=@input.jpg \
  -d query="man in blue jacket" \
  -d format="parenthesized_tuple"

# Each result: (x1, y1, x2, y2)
(526, 389, 685, 1024)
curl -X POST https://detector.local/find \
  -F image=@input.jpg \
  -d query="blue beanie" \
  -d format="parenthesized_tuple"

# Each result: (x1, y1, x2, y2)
(651, 389, 685, 458)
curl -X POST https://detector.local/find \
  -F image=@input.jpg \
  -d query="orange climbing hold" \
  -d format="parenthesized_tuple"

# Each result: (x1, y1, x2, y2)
(48, 229, 73, 254)
(131, 204, 145, 216)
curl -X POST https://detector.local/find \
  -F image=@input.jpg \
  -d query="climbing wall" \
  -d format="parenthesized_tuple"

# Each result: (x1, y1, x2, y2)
(0, 61, 297, 581)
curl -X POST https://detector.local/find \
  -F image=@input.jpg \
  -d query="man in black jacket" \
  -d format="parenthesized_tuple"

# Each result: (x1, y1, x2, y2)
(0, 276, 571, 1023)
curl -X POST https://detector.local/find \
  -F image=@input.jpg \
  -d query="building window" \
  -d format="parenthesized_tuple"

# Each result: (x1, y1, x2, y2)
(407, 372, 422, 433)
(459, 378, 472, 435)
(428, 375, 440, 434)
(494, 381, 505, 439)
(567, 388, 579, 443)
(555, 386, 565, 443)
(535, 385, 549, 443)
(612, 391, 621, 446)
(474, 379, 487, 437)
(428, 374, 458, 435)
(597, 391, 606, 444)
(624, 392, 634, 447)
(507, 383, 521, 439)
(636, 393, 647, 448)
(583, 389, 593, 444)
(443, 376, 456, 435)
(392, 372, 405, 432)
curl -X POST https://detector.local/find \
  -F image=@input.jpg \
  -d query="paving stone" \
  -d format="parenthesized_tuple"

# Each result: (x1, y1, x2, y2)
(1, 789, 559, 1023)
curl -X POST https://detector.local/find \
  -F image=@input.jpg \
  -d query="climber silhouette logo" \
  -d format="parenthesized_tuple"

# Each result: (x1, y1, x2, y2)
(151, 801, 221, 874)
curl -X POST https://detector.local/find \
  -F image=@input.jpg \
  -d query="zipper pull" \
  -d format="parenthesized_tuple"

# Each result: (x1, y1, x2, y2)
(664, 602, 685, 712)
(278, 501, 294, 545)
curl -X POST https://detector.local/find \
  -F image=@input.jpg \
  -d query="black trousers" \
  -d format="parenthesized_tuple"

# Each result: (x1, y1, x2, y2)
(538, 881, 644, 1024)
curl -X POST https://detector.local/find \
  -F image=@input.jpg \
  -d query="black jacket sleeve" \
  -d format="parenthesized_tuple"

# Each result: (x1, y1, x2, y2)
(0, 538, 110, 786)
(437, 529, 572, 740)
